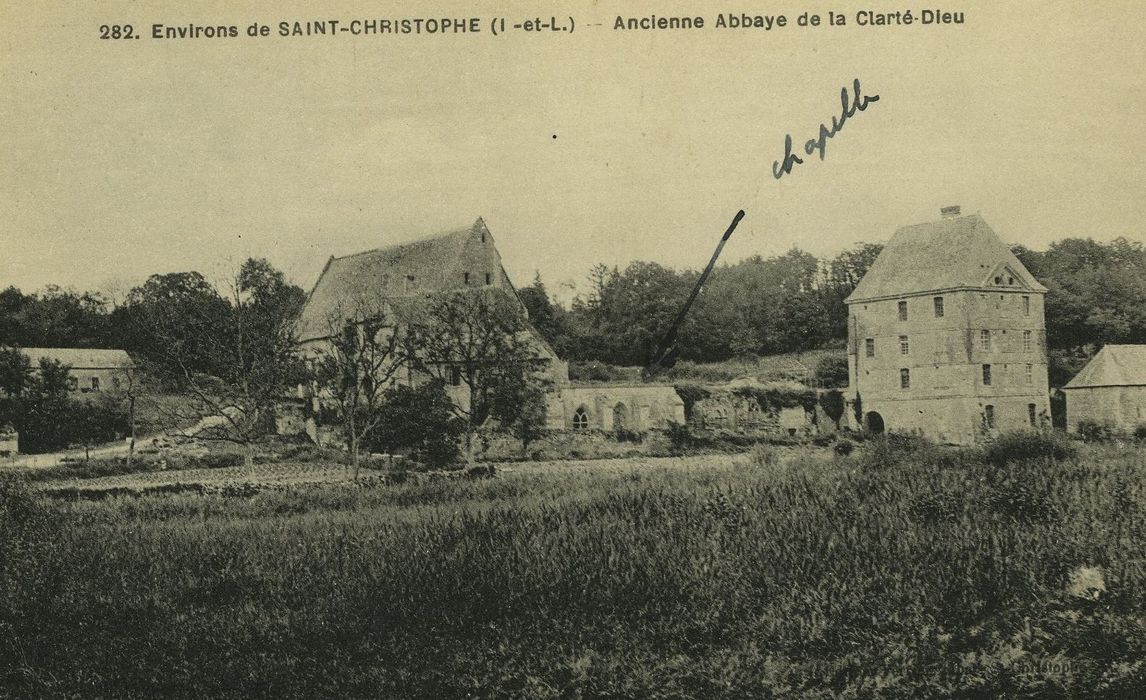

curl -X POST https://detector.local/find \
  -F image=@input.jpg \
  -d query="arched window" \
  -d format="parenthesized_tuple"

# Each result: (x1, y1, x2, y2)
(572, 407, 589, 431)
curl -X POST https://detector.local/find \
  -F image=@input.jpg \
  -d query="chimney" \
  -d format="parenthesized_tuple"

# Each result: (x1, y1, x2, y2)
(940, 205, 961, 219)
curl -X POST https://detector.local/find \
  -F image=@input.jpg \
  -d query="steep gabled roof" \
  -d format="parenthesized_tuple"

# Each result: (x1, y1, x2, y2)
(1063, 345, 1146, 389)
(20, 348, 134, 370)
(846, 214, 1047, 303)
(296, 218, 518, 341)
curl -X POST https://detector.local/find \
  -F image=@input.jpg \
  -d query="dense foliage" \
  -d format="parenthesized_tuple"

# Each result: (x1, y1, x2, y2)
(1, 237, 1143, 385)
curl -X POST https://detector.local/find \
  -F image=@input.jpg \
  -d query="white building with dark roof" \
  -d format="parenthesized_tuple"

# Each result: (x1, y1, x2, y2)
(846, 208, 1050, 443)
(1063, 345, 1146, 433)
(19, 347, 134, 395)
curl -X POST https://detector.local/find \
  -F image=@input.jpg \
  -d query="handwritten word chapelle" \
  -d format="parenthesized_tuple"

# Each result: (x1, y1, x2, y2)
(773, 79, 880, 180)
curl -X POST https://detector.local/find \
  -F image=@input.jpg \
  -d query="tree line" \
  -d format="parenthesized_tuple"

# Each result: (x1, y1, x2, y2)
(5, 238, 1143, 372)
(1, 236, 1144, 456)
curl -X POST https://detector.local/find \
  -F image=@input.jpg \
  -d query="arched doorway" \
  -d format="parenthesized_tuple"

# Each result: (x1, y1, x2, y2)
(865, 411, 885, 434)
(613, 403, 628, 431)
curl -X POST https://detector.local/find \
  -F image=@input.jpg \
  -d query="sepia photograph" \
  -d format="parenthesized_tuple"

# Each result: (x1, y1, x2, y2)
(2, 0, 1145, 696)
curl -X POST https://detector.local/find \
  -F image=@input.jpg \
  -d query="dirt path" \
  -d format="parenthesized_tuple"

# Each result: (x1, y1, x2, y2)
(34, 452, 761, 492)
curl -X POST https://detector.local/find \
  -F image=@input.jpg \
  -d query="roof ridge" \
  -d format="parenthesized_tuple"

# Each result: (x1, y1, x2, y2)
(331, 224, 475, 262)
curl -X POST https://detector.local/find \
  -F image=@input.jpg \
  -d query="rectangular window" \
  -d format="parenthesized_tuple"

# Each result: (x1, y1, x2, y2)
(865, 338, 875, 358)
(1025, 364, 1033, 385)
(1028, 403, 1037, 426)
(900, 368, 911, 389)
(1023, 330, 1032, 352)
(899, 335, 909, 355)
(463, 272, 470, 285)
(982, 364, 992, 386)
(933, 296, 944, 318)
(449, 366, 462, 386)
(980, 329, 992, 351)
(985, 405, 996, 429)
(485, 273, 492, 285)
(898, 300, 908, 321)
(1023, 296, 1031, 316)
(91, 377, 100, 392)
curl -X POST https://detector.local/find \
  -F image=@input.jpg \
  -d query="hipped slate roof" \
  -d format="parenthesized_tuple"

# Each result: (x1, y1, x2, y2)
(1063, 345, 1146, 389)
(20, 348, 134, 370)
(846, 214, 1047, 303)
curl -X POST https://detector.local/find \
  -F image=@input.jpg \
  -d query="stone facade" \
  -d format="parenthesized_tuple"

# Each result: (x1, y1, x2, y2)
(547, 385, 685, 432)
(846, 211, 1050, 443)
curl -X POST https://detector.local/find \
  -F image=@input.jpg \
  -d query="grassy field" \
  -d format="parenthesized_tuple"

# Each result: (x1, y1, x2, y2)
(3, 438, 1146, 698)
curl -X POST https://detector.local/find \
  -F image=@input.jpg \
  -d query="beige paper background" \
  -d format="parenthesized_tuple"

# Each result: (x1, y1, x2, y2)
(2, 1, 1143, 301)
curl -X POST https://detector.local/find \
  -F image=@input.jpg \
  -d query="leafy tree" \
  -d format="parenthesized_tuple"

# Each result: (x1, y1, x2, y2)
(0, 345, 33, 398)
(518, 273, 564, 350)
(367, 380, 464, 468)
(120, 272, 232, 383)
(18, 359, 74, 453)
(487, 358, 550, 458)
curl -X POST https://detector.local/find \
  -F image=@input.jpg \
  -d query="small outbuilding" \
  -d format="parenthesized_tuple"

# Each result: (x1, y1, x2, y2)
(1063, 345, 1146, 434)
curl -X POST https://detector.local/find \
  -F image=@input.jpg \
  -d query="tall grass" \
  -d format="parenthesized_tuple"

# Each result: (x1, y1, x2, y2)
(2, 443, 1145, 697)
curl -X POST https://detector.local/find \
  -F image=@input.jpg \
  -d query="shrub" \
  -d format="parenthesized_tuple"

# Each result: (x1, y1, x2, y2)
(187, 452, 247, 470)
(819, 389, 846, 427)
(983, 430, 1077, 466)
(1076, 419, 1116, 442)
(1134, 424, 1146, 442)
(857, 433, 935, 470)
(568, 361, 631, 383)
(614, 427, 642, 444)
(813, 355, 849, 389)
(833, 439, 855, 457)
(663, 361, 736, 383)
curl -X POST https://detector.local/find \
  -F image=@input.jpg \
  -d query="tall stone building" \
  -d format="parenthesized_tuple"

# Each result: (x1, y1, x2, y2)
(846, 208, 1050, 443)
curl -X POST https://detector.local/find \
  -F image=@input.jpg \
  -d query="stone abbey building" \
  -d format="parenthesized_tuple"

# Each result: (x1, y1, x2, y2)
(287, 218, 683, 442)
(846, 208, 1050, 443)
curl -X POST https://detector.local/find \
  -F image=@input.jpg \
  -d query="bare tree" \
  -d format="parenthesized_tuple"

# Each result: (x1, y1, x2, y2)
(311, 295, 405, 479)
(413, 290, 550, 465)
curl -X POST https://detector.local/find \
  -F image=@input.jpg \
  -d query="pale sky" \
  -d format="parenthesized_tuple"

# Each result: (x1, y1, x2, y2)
(3, 1, 1144, 303)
